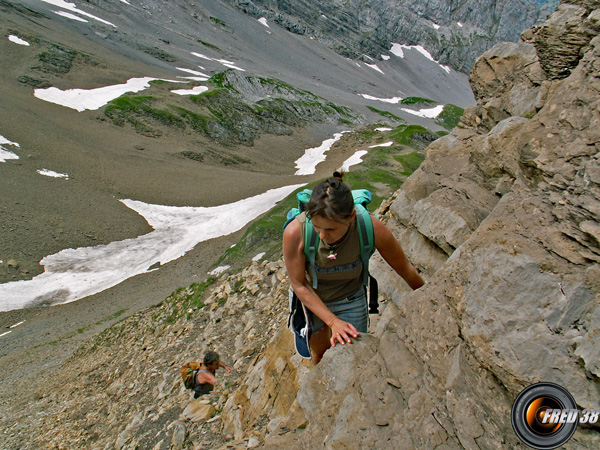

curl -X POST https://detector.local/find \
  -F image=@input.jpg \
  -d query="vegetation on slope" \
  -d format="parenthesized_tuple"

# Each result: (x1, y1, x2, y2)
(103, 71, 361, 145)
(213, 123, 432, 270)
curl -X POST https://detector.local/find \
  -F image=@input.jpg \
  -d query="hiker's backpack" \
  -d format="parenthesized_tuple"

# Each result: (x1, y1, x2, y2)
(284, 188, 379, 314)
(180, 361, 202, 389)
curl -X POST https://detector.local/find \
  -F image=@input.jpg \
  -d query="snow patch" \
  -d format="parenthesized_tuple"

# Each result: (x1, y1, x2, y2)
(171, 86, 209, 96)
(294, 132, 348, 175)
(0, 184, 305, 311)
(360, 94, 403, 104)
(37, 169, 69, 179)
(0, 134, 20, 162)
(191, 52, 245, 72)
(34, 77, 180, 112)
(8, 35, 30, 46)
(252, 252, 266, 262)
(369, 141, 393, 148)
(401, 104, 444, 118)
(340, 150, 368, 172)
(389, 43, 451, 73)
(365, 63, 384, 74)
(40, 0, 116, 27)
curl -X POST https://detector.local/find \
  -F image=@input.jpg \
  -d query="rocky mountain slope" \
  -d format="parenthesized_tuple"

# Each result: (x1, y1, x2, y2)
(0, 0, 473, 286)
(225, 0, 559, 72)
(1, 0, 598, 449)
(221, 1, 600, 448)
(0, 0, 474, 380)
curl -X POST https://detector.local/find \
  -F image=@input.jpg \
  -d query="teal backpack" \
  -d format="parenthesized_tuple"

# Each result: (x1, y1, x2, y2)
(284, 188, 379, 314)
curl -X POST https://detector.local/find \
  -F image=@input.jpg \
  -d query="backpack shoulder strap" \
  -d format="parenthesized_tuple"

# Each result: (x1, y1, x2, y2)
(355, 204, 375, 286)
(304, 217, 319, 289)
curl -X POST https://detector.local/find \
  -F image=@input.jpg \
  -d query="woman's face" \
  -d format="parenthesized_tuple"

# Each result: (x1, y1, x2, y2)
(310, 211, 356, 245)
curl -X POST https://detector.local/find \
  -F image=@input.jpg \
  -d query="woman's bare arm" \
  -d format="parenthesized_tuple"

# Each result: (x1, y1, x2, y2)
(372, 216, 425, 290)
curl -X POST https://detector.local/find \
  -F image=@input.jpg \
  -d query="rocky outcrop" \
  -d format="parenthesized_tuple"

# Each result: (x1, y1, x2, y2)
(0, 261, 293, 450)
(2, 2, 598, 449)
(225, 0, 558, 72)
(218, 1, 600, 448)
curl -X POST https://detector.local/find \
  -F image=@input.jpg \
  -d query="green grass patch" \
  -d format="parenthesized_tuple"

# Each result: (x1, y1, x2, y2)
(342, 168, 405, 207)
(215, 185, 314, 266)
(174, 278, 215, 310)
(366, 106, 404, 122)
(198, 39, 221, 51)
(395, 151, 425, 175)
(210, 16, 227, 26)
(435, 104, 464, 130)
(213, 123, 432, 267)
(400, 97, 436, 105)
(104, 96, 184, 129)
(389, 124, 438, 149)
(208, 72, 233, 89)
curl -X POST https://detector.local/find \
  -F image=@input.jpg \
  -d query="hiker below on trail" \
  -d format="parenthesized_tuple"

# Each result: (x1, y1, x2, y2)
(183, 351, 232, 399)
(283, 172, 425, 364)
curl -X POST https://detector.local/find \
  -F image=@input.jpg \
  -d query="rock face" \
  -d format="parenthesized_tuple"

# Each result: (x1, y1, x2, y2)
(219, 1, 600, 448)
(0, 260, 294, 450)
(2, 2, 598, 449)
(225, 0, 558, 72)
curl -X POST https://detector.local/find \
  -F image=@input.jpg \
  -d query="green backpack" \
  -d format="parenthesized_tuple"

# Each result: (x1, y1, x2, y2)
(284, 188, 379, 314)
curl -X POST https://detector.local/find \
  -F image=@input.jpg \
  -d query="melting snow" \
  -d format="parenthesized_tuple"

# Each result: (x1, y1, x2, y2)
(359, 94, 403, 104)
(177, 67, 210, 79)
(294, 132, 348, 175)
(192, 52, 245, 72)
(171, 86, 209, 96)
(37, 169, 69, 179)
(53, 10, 88, 23)
(401, 104, 444, 118)
(0, 184, 304, 312)
(8, 35, 30, 46)
(369, 141, 393, 148)
(40, 0, 116, 27)
(340, 150, 368, 172)
(0, 134, 20, 162)
(252, 252, 266, 262)
(389, 43, 451, 73)
(34, 77, 179, 112)
(365, 63, 384, 74)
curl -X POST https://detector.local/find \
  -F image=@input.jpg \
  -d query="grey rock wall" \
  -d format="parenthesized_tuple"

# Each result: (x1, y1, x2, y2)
(225, 0, 558, 72)
(220, 1, 600, 448)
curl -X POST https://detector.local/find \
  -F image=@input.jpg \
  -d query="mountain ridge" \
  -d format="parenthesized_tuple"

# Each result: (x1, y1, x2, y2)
(224, 0, 559, 72)
(3, 1, 597, 449)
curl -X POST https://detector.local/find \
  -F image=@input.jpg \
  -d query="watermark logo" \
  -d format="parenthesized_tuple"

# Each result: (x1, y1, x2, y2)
(511, 382, 599, 449)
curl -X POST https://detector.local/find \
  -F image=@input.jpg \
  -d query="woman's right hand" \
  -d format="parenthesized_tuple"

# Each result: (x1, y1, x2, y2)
(328, 317, 359, 347)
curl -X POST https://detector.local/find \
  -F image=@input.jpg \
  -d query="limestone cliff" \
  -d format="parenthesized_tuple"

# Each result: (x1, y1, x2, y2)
(225, 0, 558, 72)
(221, 1, 600, 448)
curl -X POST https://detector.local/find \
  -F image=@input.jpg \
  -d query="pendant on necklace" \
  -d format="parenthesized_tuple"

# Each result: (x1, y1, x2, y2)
(327, 251, 337, 260)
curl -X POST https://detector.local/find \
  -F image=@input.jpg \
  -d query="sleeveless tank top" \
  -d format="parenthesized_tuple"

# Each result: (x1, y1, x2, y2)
(297, 212, 364, 302)
(194, 369, 214, 394)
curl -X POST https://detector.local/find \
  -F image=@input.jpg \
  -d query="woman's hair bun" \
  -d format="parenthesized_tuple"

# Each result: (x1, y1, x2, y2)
(333, 171, 344, 180)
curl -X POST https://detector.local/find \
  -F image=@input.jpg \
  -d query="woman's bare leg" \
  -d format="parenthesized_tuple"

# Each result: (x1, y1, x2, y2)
(309, 326, 332, 364)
